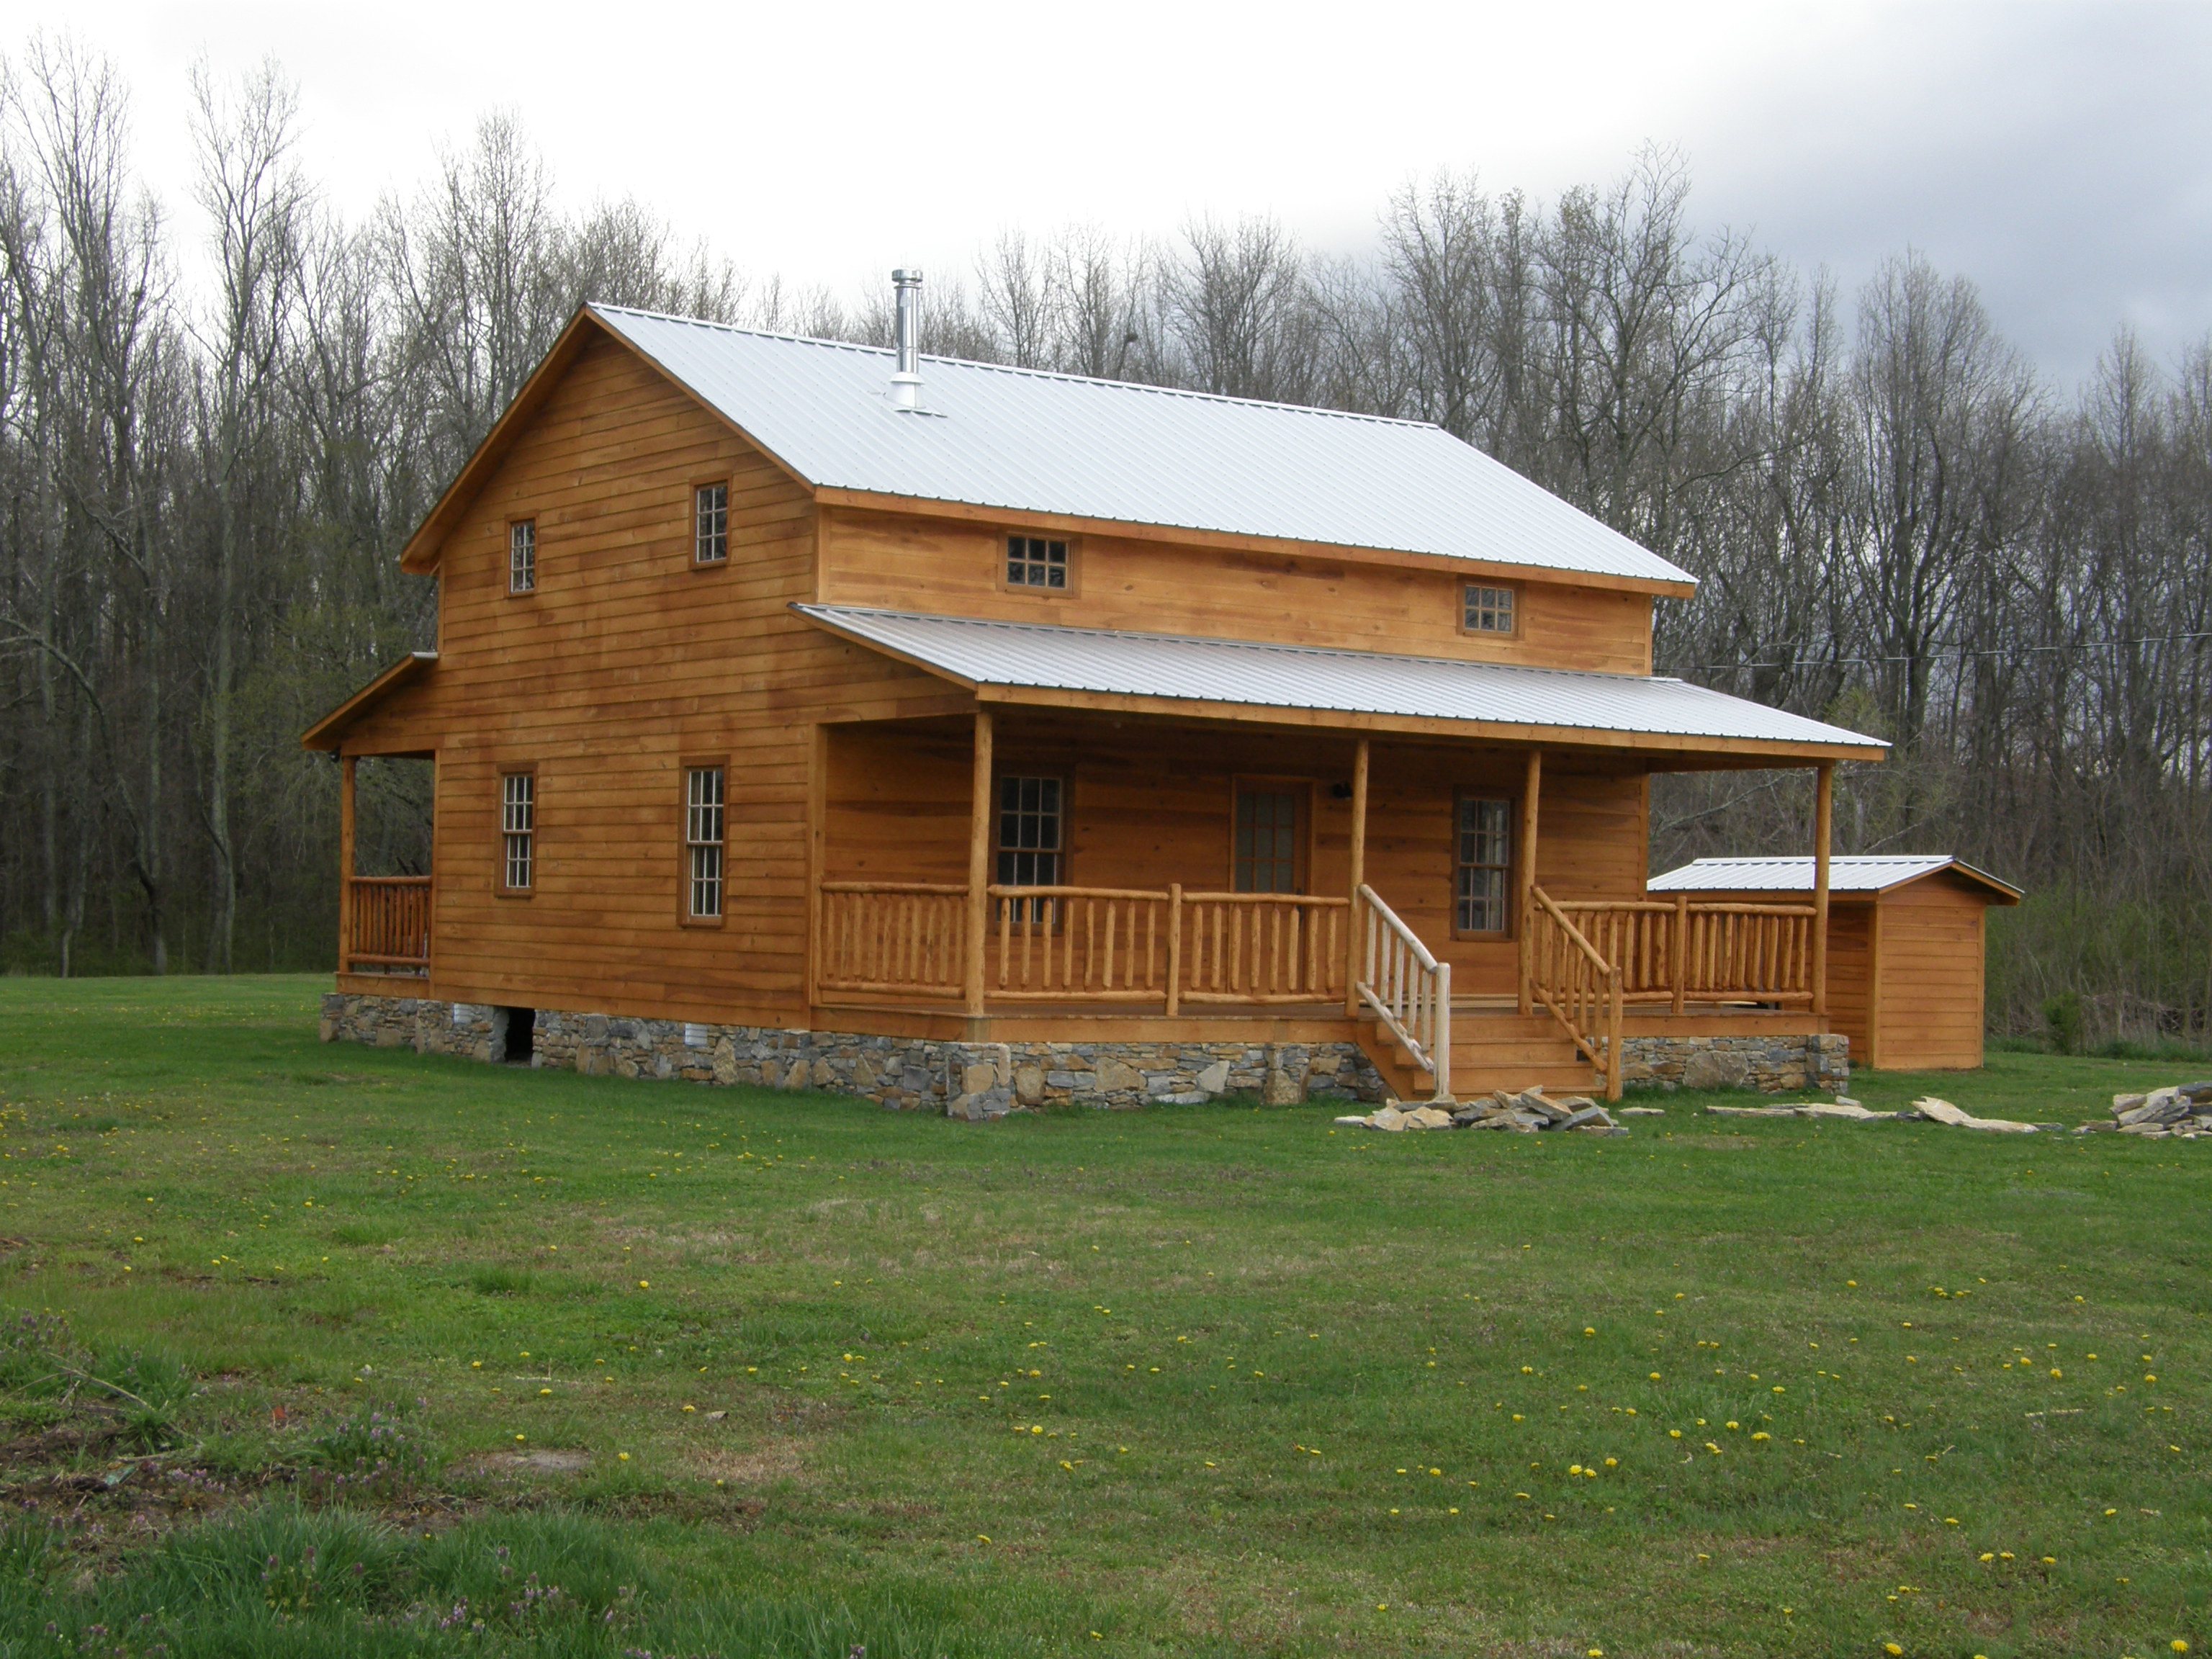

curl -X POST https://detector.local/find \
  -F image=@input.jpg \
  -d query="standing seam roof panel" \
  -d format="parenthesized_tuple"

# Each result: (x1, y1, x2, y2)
(795, 606, 1887, 751)
(589, 305, 1696, 587)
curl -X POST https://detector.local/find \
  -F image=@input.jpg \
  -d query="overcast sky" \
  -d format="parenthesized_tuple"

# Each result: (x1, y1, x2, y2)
(10, 0, 2209, 390)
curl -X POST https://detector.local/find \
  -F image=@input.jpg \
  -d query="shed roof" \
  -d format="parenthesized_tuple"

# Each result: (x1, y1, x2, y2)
(796, 606, 1886, 760)
(1649, 855, 2020, 901)
(586, 305, 1694, 589)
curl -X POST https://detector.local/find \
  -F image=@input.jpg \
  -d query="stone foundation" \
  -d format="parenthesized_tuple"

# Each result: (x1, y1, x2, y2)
(319, 992, 1387, 1118)
(1620, 1032, 1849, 1094)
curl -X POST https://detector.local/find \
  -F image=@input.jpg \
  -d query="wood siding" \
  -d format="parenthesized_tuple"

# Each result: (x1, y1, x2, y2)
(1873, 878, 1990, 1071)
(340, 332, 970, 1025)
(1821, 902, 1874, 1061)
(824, 716, 1646, 1000)
(819, 506, 1655, 673)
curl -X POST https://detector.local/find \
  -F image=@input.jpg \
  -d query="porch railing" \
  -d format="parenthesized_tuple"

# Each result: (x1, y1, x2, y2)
(1527, 887, 1622, 1100)
(345, 876, 431, 974)
(1352, 884, 1451, 1100)
(817, 882, 968, 998)
(1547, 894, 1817, 1012)
(814, 882, 1348, 1010)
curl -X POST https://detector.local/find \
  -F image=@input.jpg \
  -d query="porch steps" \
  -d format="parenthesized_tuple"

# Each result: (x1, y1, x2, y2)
(1358, 1010, 1599, 1103)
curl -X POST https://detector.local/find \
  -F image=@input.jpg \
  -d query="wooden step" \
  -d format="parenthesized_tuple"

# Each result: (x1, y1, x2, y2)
(1357, 1012, 1600, 1102)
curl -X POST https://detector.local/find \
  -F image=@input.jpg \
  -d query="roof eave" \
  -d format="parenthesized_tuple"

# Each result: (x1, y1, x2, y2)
(814, 489, 1699, 598)
(300, 652, 437, 751)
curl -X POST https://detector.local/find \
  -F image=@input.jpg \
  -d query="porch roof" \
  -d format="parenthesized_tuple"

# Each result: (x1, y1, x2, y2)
(793, 606, 1889, 762)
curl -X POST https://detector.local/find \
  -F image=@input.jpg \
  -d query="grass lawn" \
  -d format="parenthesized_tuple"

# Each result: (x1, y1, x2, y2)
(0, 974, 2203, 1657)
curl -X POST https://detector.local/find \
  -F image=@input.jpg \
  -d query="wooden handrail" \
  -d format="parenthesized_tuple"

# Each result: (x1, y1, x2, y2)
(1353, 884, 1452, 1100)
(1527, 885, 1623, 1101)
(344, 873, 431, 975)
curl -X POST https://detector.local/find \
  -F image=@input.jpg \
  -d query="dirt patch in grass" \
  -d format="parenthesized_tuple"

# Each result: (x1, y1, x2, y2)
(687, 1436, 804, 1485)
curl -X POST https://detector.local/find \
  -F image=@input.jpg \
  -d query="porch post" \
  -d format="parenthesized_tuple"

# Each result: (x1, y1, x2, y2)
(1344, 736, 1369, 1017)
(964, 707, 994, 1017)
(1811, 761, 1833, 1017)
(338, 752, 356, 975)
(1517, 749, 1542, 1015)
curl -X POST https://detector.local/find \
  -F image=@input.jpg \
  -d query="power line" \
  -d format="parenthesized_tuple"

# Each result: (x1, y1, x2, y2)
(1680, 631, 2212, 673)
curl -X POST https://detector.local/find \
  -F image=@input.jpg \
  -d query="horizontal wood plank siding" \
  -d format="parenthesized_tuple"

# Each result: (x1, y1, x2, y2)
(341, 332, 967, 1026)
(1874, 878, 1990, 1070)
(819, 506, 1655, 673)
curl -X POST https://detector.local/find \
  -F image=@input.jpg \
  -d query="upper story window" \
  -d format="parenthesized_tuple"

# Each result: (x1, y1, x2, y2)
(501, 772, 536, 892)
(1463, 583, 1516, 636)
(685, 765, 725, 920)
(1006, 534, 1071, 590)
(509, 519, 537, 594)
(1455, 796, 1512, 935)
(694, 482, 729, 565)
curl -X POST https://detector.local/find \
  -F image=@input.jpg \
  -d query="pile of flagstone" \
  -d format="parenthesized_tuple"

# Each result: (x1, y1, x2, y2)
(1336, 1087, 1627, 1135)
(2080, 1082, 2212, 1138)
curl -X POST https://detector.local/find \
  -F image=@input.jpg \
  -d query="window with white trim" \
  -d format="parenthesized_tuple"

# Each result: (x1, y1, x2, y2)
(501, 773, 535, 891)
(694, 482, 729, 564)
(685, 766, 725, 920)
(509, 519, 537, 593)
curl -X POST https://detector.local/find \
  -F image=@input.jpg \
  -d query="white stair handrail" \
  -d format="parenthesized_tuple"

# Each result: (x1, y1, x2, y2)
(1354, 884, 1452, 1100)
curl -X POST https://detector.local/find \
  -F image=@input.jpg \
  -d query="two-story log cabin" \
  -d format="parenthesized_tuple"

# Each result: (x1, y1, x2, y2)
(305, 277, 1885, 1112)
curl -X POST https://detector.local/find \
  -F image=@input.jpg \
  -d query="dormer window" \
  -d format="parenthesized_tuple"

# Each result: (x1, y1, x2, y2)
(1006, 534, 1071, 590)
(1463, 583, 1516, 635)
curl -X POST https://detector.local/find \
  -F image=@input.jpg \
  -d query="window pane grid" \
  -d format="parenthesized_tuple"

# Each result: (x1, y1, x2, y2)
(502, 774, 534, 890)
(509, 520, 536, 593)
(1464, 583, 1514, 633)
(686, 767, 725, 918)
(695, 482, 729, 563)
(1234, 790, 1299, 893)
(996, 775, 1062, 920)
(1006, 535, 1069, 589)
(1455, 796, 1511, 932)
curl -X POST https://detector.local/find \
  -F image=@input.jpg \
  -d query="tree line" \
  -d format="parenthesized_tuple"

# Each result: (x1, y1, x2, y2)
(2, 42, 2206, 1046)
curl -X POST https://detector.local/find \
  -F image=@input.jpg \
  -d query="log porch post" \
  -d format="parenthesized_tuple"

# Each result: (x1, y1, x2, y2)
(1517, 748, 1542, 1015)
(1344, 736, 1369, 1017)
(964, 707, 995, 1017)
(1812, 761, 1833, 1017)
(338, 752, 357, 975)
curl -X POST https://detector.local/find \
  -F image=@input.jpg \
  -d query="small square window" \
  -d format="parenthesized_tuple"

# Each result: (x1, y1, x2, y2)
(1464, 583, 1515, 634)
(1007, 535, 1069, 590)
(694, 482, 728, 564)
(509, 519, 536, 593)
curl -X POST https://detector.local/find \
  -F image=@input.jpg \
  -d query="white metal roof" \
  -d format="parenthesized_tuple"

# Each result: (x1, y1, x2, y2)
(590, 305, 1695, 588)
(1650, 855, 2020, 897)
(795, 606, 1887, 756)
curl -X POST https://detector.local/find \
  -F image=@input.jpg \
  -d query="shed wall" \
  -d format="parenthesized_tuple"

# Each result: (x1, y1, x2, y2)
(1873, 880, 1990, 1070)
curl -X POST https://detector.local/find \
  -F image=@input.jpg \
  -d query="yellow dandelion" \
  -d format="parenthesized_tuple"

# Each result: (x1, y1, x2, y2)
(618, 1451, 630, 1461)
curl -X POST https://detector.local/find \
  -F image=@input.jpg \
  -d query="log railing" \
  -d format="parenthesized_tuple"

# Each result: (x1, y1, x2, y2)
(345, 876, 431, 974)
(817, 882, 968, 998)
(1353, 884, 1451, 1100)
(1527, 886, 1622, 1100)
(816, 882, 1348, 1010)
(1547, 895, 1818, 1012)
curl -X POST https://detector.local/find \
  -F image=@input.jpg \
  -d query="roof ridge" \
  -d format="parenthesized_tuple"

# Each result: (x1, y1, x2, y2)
(587, 301, 1443, 431)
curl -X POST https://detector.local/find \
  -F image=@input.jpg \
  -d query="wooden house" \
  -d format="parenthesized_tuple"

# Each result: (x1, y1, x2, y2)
(303, 281, 1887, 1106)
(1650, 856, 2020, 1071)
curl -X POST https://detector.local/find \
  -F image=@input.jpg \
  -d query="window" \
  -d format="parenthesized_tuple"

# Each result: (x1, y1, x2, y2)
(694, 482, 729, 564)
(509, 519, 536, 593)
(1463, 583, 1515, 634)
(1005, 534, 1070, 590)
(1455, 796, 1513, 934)
(1234, 788, 1301, 893)
(685, 766, 725, 920)
(500, 773, 536, 892)
(996, 775, 1064, 921)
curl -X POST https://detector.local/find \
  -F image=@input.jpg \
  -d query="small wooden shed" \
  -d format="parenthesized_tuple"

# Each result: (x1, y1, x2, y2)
(1649, 855, 2022, 1071)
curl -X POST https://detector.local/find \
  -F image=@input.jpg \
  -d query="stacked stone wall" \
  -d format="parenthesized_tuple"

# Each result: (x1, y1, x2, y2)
(320, 992, 1387, 1116)
(1620, 1032, 1849, 1094)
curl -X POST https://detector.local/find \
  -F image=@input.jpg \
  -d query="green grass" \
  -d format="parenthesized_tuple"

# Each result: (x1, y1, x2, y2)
(0, 974, 2203, 1657)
